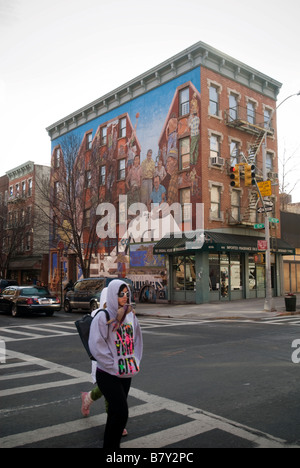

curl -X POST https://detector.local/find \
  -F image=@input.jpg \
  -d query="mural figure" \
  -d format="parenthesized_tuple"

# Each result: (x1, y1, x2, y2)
(140, 149, 155, 205)
(126, 154, 142, 206)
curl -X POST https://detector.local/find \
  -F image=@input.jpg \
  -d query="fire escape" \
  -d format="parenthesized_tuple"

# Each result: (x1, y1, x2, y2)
(225, 104, 275, 226)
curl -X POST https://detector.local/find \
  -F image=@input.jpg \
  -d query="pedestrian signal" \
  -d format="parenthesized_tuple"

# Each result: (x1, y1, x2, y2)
(245, 164, 256, 186)
(230, 165, 240, 188)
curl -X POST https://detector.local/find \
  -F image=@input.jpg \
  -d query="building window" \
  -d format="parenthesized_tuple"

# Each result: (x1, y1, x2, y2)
(101, 126, 107, 145)
(179, 88, 190, 116)
(266, 152, 273, 171)
(119, 118, 126, 138)
(118, 159, 126, 180)
(100, 166, 106, 186)
(85, 170, 92, 188)
(86, 132, 92, 150)
(210, 134, 220, 159)
(180, 187, 191, 229)
(247, 101, 256, 125)
(28, 179, 32, 196)
(264, 108, 272, 129)
(231, 190, 241, 222)
(211, 185, 221, 220)
(53, 181, 59, 202)
(209, 85, 219, 116)
(229, 94, 238, 120)
(230, 140, 240, 166)
(22, 181, 26, 196)
(179, 137, 190, 170)
(55, 148, 61, 168)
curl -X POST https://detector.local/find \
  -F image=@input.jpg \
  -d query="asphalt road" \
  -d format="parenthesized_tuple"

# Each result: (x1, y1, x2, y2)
(1, 310, 300, 450)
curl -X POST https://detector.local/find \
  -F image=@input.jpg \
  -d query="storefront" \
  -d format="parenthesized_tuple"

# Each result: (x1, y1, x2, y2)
(154, 231, 294, 304)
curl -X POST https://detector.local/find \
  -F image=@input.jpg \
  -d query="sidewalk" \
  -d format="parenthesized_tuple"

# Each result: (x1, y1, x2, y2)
(135, 296, 300, 320)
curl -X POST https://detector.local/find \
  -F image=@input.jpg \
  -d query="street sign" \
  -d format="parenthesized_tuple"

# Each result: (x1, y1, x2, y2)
(269, 217, 279, 224)
(254, 223, 265, 229)
(257, 180, 272, 197)
(257, 240, 268, 251)
(257, 206, 273, 213)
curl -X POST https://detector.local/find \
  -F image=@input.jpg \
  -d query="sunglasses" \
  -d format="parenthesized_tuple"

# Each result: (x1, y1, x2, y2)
(118, 291, 130, 298)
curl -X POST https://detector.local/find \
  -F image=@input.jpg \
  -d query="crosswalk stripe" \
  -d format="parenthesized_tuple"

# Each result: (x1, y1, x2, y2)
(0, 350, 296, 448)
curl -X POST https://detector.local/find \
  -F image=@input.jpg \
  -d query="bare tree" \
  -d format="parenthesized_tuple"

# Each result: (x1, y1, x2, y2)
(279, 144, 300, 209)
(37, 133, 102, 279)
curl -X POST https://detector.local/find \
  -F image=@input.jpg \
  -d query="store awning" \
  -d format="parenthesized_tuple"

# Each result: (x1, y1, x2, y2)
(153, 231, 295, 255)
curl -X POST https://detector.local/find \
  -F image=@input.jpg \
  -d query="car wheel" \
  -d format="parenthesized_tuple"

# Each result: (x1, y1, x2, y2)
(90, 301, 98, 313)
(64, 300, 72, 313)
(11, 304, 19, 317)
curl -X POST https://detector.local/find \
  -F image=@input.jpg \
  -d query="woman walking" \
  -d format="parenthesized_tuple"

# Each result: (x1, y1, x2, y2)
(89, 279, 143, 448)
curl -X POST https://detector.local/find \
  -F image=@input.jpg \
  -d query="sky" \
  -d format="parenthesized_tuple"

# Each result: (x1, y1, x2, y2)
(1, 0, 300, 201)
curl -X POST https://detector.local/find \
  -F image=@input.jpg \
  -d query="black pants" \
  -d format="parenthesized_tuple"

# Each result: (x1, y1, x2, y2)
(96, 369, 131, 449)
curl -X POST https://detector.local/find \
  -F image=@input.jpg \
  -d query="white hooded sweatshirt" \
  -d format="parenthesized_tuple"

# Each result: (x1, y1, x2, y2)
(89, 280, 143, 378)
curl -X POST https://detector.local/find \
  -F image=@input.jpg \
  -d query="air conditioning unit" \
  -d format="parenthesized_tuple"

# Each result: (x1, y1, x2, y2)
(211, 157, 224, 167)
(268, 171, 278, 180)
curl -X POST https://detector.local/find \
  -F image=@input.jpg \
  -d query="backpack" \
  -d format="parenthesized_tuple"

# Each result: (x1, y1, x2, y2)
(75, 309, 110, 361)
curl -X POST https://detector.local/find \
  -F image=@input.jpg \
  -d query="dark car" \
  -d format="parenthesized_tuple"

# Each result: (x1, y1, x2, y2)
(64, 277, 135, 313)
(0, 286, 61, 317)
(0, 279, 18, 294)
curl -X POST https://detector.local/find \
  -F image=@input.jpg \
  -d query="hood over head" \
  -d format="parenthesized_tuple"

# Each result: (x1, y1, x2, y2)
(99, 287, 108, 309)
(106, 279, 131, 318)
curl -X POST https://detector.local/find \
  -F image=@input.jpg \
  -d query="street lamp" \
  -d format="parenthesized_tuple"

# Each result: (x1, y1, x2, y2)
(262, 91, 300, 312)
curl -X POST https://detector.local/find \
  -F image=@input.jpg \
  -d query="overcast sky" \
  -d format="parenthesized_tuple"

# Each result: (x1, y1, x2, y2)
(1, 0, 299, 201)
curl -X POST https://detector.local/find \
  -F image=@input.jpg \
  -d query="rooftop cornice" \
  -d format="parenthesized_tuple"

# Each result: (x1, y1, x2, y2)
(46, 41, 282, 141)
(6, 161, 35, 181)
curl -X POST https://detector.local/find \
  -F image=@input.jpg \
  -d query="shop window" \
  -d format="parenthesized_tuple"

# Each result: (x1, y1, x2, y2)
(230, 254, 242, 291)
(172, 255, 195, 291)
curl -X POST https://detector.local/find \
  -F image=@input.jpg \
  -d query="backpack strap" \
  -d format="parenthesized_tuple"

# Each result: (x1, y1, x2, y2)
(93, 308, 110, 322)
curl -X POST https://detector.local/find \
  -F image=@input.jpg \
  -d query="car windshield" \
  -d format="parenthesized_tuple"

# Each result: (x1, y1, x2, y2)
(20, 287, 50, 297)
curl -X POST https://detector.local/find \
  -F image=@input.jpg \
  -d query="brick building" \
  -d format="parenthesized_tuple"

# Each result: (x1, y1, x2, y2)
(46, 41, 293, 304)
(2, 162, 50, 285)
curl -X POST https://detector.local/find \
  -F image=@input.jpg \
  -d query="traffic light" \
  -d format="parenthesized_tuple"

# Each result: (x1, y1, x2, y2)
(245, 164, 256, 186)
(230, 165, 240, 188)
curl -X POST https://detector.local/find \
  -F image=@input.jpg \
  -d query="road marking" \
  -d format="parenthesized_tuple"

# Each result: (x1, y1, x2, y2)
(0, 349, 296, 448)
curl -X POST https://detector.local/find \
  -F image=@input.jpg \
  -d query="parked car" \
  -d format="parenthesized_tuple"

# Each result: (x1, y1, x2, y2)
(0, 279, 18, 294)
(64, 277, 135, 313)
(0, 286, 61, 317)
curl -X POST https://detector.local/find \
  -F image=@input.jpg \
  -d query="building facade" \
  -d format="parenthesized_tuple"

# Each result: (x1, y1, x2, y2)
(46, 41, 293, 304)
(1, 162, 50, 285)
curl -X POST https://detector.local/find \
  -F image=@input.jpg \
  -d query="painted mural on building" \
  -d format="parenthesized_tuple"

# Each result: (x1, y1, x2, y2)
(49, 69, 201, 301)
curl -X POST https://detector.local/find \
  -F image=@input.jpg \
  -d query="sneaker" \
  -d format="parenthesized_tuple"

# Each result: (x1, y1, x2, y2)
(122, 428, 128, 437)
(81, 392, 93, 417)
